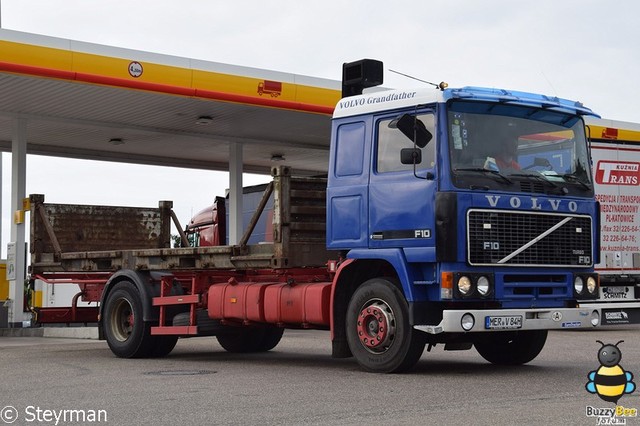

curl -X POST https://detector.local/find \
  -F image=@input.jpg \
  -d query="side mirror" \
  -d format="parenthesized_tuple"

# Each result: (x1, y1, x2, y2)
(389, 114, 432, 148)
(401, 148, 422, 165)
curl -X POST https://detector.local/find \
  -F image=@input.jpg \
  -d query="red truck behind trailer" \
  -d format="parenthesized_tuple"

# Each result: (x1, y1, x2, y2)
(185, 183, 273, 247)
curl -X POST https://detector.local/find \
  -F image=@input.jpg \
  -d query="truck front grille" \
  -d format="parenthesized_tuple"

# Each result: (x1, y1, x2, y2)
(467, 209, 592, 267)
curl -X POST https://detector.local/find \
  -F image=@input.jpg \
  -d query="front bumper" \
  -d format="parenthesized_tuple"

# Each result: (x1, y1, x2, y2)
(414, 306, 601, 334)
(579, 301, 640, 326)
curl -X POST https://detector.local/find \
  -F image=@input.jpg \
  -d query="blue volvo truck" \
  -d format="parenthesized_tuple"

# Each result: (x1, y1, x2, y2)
(30, 59, 603, 373)
(326, 59, 601, 371)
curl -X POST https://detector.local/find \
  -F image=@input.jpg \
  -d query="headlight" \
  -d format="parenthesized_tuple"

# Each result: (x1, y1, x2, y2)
(574, 276, 584, 295)
(477, 276, 490, 296)
(586, 276, 597, 295)
(452, 273, 494, 299)
(458, 276, 472, 295)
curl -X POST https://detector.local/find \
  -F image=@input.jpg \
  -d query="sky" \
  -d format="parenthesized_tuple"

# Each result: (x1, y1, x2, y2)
(0, 0, 639, 255)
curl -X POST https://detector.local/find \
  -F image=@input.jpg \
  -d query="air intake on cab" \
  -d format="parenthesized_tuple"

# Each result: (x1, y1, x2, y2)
(342, 59, 383, 98)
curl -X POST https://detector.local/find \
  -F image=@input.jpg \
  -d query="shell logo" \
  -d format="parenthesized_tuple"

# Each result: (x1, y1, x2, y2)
(128, 61, 143, 78)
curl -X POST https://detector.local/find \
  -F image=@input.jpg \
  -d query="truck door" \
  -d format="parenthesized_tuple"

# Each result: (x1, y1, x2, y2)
(368, 112, 437, 249)
(327, 119, 371, 250)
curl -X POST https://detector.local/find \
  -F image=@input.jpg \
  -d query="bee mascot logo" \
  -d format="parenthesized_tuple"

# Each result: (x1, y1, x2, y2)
(586, 340, 636, 403)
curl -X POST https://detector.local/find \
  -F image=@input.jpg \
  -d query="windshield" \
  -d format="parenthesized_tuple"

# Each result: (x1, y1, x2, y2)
(448, 101, 593, 195)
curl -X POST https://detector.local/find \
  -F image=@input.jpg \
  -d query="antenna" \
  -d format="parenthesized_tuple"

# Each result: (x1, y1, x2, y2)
(388, 69, 448, 90)
(539, 66, 558, 96)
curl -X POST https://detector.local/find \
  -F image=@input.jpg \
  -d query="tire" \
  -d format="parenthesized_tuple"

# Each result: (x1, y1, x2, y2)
(102, 281, 154, 358)
(345, 278, 425, 373)
(474, 330, 548, 365)
(216, 326, 284, 353)
(255, 327, 285, 352)
(150, 336, 179, 357)
(103, 281, 179, 358)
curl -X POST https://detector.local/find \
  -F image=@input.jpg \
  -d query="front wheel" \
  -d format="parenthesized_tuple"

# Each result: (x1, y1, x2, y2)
(346, 278, 425, 373)
(474, 330, 548, 365)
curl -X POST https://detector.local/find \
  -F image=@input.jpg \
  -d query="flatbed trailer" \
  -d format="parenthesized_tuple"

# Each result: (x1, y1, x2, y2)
(30, 167, 336, 333)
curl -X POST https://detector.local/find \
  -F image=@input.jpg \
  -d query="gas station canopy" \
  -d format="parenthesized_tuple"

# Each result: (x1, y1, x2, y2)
(0, 29, 341, 174)
(0, 29, 342, 327)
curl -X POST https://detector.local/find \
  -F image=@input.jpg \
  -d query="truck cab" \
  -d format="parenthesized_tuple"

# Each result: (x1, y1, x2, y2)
(326, 60, 601, 371)
(184, 184, 274, 247)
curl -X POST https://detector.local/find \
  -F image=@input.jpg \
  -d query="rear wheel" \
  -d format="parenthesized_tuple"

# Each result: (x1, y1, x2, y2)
(216, 326, 284, 353)
(103, 281, 154, 358)
(256, 327, 285, 352)
(102, 281, 178, 358)
(474, 330, 547, 365)
(345, 278, 425, 373)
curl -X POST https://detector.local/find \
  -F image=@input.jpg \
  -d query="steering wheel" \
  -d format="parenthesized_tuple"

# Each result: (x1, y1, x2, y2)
(523, 157, 553, 171)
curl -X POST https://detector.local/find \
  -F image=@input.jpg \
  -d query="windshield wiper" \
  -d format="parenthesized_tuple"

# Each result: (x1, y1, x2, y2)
(510, 173, 558, 188)
(560, 173, 591, 190)
(510, 172, 572, 195)
(455, 168, 513, 184)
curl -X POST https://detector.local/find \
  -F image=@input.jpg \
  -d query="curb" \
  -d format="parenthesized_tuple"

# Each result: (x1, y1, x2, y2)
(0, 327, 99, 339)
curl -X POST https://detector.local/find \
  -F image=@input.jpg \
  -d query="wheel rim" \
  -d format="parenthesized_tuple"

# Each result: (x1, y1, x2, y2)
(109, 297, 134, 342)
(356, 299, 396, 353)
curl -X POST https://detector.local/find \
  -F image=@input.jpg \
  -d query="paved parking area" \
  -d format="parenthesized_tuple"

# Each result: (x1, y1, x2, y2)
(1, 327, 640, 425)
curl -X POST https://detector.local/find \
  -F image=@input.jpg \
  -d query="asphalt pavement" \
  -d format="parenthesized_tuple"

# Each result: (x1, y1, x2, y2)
(1, 327, 640, 426)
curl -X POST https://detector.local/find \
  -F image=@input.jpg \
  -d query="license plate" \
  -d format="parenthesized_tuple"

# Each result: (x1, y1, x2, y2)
(599, 286, 635, 301)
(485, 315, 523, 330)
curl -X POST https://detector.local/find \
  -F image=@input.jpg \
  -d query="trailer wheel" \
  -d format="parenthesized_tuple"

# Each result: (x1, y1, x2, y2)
(103, 281, 155, 358)
(255, 327, 285, 352)
(346, 278, 425, 373)
(149, 335, 179, 357)
(216, 326, 284, 353)
(474, 330, 548, 365)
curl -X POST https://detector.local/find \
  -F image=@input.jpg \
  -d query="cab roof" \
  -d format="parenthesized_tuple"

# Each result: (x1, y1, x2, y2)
(332, 86, 598, 119)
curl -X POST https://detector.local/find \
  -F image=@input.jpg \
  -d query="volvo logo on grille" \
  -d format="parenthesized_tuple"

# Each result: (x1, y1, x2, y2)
(485, 195, 578, 212)
(483, 242, 500, 250)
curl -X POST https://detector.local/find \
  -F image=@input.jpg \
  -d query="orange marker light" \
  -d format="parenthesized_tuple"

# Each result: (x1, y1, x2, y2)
(441, 272, 453, 289)
(441, 272, 453, 299)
